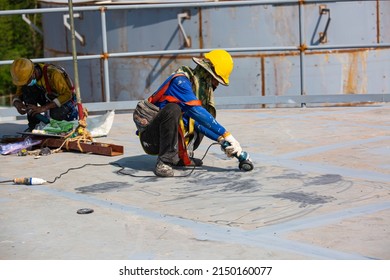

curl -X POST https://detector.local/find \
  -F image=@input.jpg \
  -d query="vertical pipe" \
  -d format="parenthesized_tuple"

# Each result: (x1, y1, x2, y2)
(261, 56, 266, 108)
(376, 0, 380, 44)
(68, 0, 84, 119)
(100, 7, 111, 103)
(298, 0, 306, 107)
(198, 8, 204, 50)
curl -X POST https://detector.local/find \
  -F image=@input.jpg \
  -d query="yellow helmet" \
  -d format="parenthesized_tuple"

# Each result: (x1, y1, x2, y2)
(10, 58, 34, 86)
(193, 49, 234, 86)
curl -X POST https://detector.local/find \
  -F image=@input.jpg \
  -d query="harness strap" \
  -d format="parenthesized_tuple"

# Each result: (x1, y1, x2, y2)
(42, 64, 52, 93)
(43, 64, 76, 98)
(148, 73, 183, 103)
(147, 73, 201, 166)
(43, 64, 81, 120)
(158, 95, 202, 106)
(177, 126, 192, 166)
(148, 73, 202, 107)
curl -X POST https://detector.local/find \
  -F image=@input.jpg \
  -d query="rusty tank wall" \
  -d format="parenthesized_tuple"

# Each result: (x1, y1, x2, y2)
(38, 1, 390, 107)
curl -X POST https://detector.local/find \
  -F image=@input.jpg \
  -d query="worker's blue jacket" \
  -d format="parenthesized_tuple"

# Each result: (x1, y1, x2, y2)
(151, 74, 227, 142)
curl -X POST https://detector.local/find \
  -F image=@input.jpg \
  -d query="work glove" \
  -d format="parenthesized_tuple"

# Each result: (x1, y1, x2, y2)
(219, 134, 243, 158)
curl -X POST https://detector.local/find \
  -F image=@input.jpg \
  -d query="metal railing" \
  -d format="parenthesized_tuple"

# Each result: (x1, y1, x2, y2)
(1, 0, 389, 117)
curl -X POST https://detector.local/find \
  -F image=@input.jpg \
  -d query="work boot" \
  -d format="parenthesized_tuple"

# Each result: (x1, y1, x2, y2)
(175, 157, 203, 167)
(154, 160, 174, 177)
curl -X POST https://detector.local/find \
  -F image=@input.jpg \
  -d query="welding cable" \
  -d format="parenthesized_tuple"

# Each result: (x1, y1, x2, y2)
(0, 143, 219, 184)
(114, 142, 219, 178)
(38, 142, 220, 183)
(45, 162, 112, 183)
(0, 179, 14, 184)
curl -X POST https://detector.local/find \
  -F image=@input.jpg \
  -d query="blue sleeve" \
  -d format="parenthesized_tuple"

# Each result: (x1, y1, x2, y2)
(167, 76, 198, 103)
(184, 105, 226, 141)
(166, 76, 227, 141)
(194, 119, 221, 141)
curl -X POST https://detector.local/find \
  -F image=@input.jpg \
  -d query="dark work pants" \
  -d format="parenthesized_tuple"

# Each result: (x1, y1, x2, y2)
(139, 103, 182, 165)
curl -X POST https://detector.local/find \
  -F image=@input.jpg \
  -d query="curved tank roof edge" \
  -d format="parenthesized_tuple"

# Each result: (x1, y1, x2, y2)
(38, 0, 218, 4)
(38, 0, 96, 4)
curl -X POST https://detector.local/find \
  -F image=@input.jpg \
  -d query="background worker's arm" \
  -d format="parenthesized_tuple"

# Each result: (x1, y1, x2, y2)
(28, 68, 73, 116)
(12, 84, 56, 116)
(26, 102, 57, 116)
(12, 87, 27, 115)
(13, 100, 27, 115)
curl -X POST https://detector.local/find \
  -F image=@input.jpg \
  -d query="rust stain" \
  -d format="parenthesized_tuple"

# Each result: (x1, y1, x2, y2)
(345, 53, 359, 94)
(100, 52, 109, 60)
(324, 53, 330, 63)
(343, 51, 368, 94)
(299, 44, 308, 52)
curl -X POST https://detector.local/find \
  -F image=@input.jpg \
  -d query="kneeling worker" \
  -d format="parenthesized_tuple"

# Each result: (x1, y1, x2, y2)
(134, 49, 244, 177)
(10, 58, 78, 132)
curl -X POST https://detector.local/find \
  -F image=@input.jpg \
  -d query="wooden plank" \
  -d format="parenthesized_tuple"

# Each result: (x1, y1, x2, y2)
(42, 138, 124, 156)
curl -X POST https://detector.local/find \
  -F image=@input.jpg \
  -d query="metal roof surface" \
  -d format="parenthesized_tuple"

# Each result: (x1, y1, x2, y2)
(1, 105, 389, 260)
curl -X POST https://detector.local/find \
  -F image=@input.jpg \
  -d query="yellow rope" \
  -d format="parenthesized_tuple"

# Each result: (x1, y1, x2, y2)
(51, 107, 94, 154)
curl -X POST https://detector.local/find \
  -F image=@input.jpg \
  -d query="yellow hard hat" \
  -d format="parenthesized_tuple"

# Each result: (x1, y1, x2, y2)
(193, 49, 234, 86)
(10, 58, 34, 86)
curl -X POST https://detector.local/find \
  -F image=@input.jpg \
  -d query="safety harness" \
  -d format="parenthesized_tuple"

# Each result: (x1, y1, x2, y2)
(42, 64, 76, 103)
(147, 73, 202, 166)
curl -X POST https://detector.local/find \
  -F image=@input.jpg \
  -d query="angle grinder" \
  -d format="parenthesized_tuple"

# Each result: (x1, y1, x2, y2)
(221, 141, 254, 171)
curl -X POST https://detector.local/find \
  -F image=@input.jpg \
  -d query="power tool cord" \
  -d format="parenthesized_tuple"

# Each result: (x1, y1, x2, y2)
(45, 142, 220, 184)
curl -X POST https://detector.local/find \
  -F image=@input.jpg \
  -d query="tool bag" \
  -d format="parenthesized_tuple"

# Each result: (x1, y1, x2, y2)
(133, 99, 160, 133)
(133, 73, 187, 134)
